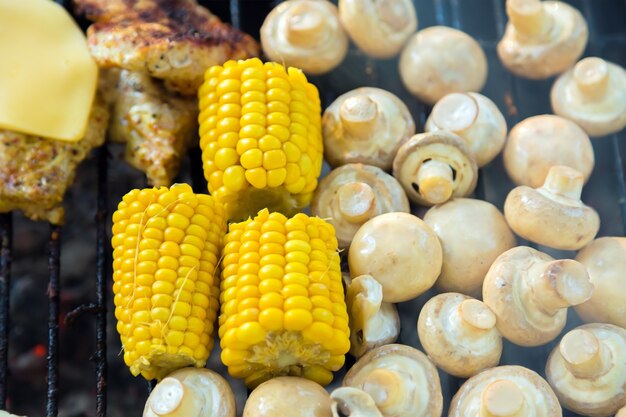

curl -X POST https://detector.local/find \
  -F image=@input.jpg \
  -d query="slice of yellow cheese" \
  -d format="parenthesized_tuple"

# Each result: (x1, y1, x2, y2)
(0, 0, 98, 142)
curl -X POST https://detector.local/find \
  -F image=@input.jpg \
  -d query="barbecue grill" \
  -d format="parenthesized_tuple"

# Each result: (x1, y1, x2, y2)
(0, 0, 625, 416)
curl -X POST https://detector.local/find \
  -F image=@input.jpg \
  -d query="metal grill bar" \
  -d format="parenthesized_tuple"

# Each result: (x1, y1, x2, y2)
(0, 213, 12, 409)
(95, 147, 109, 417)
(46, 225, 61, 417)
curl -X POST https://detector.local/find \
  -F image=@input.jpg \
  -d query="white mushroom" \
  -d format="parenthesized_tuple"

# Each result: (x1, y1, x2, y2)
(551, 57, 626, 137)
(393, 131, 478, 207)
(497, 0, 588, 79)
(260, 0, 348, 75)
(399, 26, 487, 105)
(338, 0, 417, 58)
(323, 87, 415, 170)
(425, 92, 507, 167)
(243, 377, 332, 417)
(143, 368, 236, 417)
(449, 366, 562, 417)
(346, 275, 400, 358)
(311, 164, 409, 248)
(331, 387, 384, 417)
(343, 344, 443, 417)
(504, 165, 600, 250)
(483, 246, 594, 347)
(546, 324, 626, 417)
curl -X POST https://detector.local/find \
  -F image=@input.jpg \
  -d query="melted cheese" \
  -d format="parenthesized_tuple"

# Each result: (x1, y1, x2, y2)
(0, 0, 98, 141)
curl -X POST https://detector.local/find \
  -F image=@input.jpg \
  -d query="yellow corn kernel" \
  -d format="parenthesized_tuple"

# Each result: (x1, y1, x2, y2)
(218, 209, 349, 388)
(199, 58, 323, 221)
(111, 184, 226, 380)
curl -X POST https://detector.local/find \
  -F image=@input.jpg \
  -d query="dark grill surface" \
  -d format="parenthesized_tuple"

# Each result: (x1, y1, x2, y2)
(0, 0, 625, 416)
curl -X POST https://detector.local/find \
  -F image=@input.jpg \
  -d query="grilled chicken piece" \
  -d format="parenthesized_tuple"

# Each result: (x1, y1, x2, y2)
(74, 0, 260, 95)
(0, 96, 109, 224)
(108, 69, 198, 186)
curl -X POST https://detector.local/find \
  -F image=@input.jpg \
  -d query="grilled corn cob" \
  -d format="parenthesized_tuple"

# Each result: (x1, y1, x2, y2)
(219, 209, 350, 388)
(112, 184, 226, 380)
(198, 58, 323, 221)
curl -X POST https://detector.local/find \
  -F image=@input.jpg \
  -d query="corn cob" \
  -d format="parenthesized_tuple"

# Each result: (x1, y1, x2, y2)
(219, 209, 350, 388)
(111, 184, 226, 380)
(198, 58, 324, 221)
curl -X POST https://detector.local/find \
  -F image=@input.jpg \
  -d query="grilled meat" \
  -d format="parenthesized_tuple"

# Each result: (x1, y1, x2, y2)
(108, 69, 198, 186)
(0, 96, 109, 224)
(74, 0, 260, 95)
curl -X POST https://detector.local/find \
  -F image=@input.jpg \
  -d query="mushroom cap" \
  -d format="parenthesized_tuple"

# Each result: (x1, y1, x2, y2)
(339, 0, 417, 58)
(483, 246, 593, 347)
(393, 131, 478, 207)
(143, 368, 235, 417)
(449, 365, 562, 417)
(575, 237, 626, 328)
(504, 165, 600, 250)
(344, 344, 443, 417)
(497, 0, 588, 79)
(618, 407, 626, 417)
(399, 26, 488, 105)
(323, 87, 415, 170)
(424, 198, 516, 297)
(242, 376, 332, 417)
(311, 164, 410, 248)
(551, 57, 626, 137)
(425, 92, 507, 167)
(260, 0, 348, 75)
(503, 114, 594, 188)
(348, 212, 442, 302)
(546, 323, 626, 417)
(417, 293, 502, 378)
(330, 387, 384, 417)
(346, 275, 401, 358)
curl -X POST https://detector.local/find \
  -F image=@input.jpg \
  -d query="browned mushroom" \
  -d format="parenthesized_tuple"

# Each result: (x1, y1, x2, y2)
(260, 0, 348, 75)
(399, 26, 488, 105)
(551, 57, 626, 137)
(242, 376, 332, 417)
(339, 0, 417, 58)
(449, 365, 562, 417)
(424, 198, 516, 297)
(546, 324, 626, 417)
(349, 212, 442, 303)
(483, 246, 593, 347)
(497, 0, 588, 79)
(343, 344, 443, 417)
(323, 87, 415, 170)
(504, 165, 600, 251)
(575, 237, 626, 328)
(418, 293, 502, 378)
(143, 368, 235, 417)
(425, 92, 507, 167)
(346, 275, 400, 358)
(503, 114, 594, 188)
(393, 131, 478, 207)
(311, 164, 410, 248)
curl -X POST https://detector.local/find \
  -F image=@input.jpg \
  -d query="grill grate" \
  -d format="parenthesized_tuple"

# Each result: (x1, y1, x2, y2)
(0, 0, 624, 416)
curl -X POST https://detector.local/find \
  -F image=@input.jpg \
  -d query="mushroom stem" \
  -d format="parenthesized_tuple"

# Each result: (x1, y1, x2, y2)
(375, 0, 411, 31)
(506, 0, 551, 38)
(573, 57, 609, 100)
(526, 259, 593, 316)
(338, 182, 377, 223)
(480, 380, 526, 417)
(339, 95, 380, 139)
(362, 369, 410, 412)
(431, 92, 479, 134)
(559, 329, 611, 379)
(285, 4, 325, 47)
(147, 377, 195, 417)
(416, 160, 454, 204)
(541, 165, 584, 200)
(458, 299, 497, 331)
